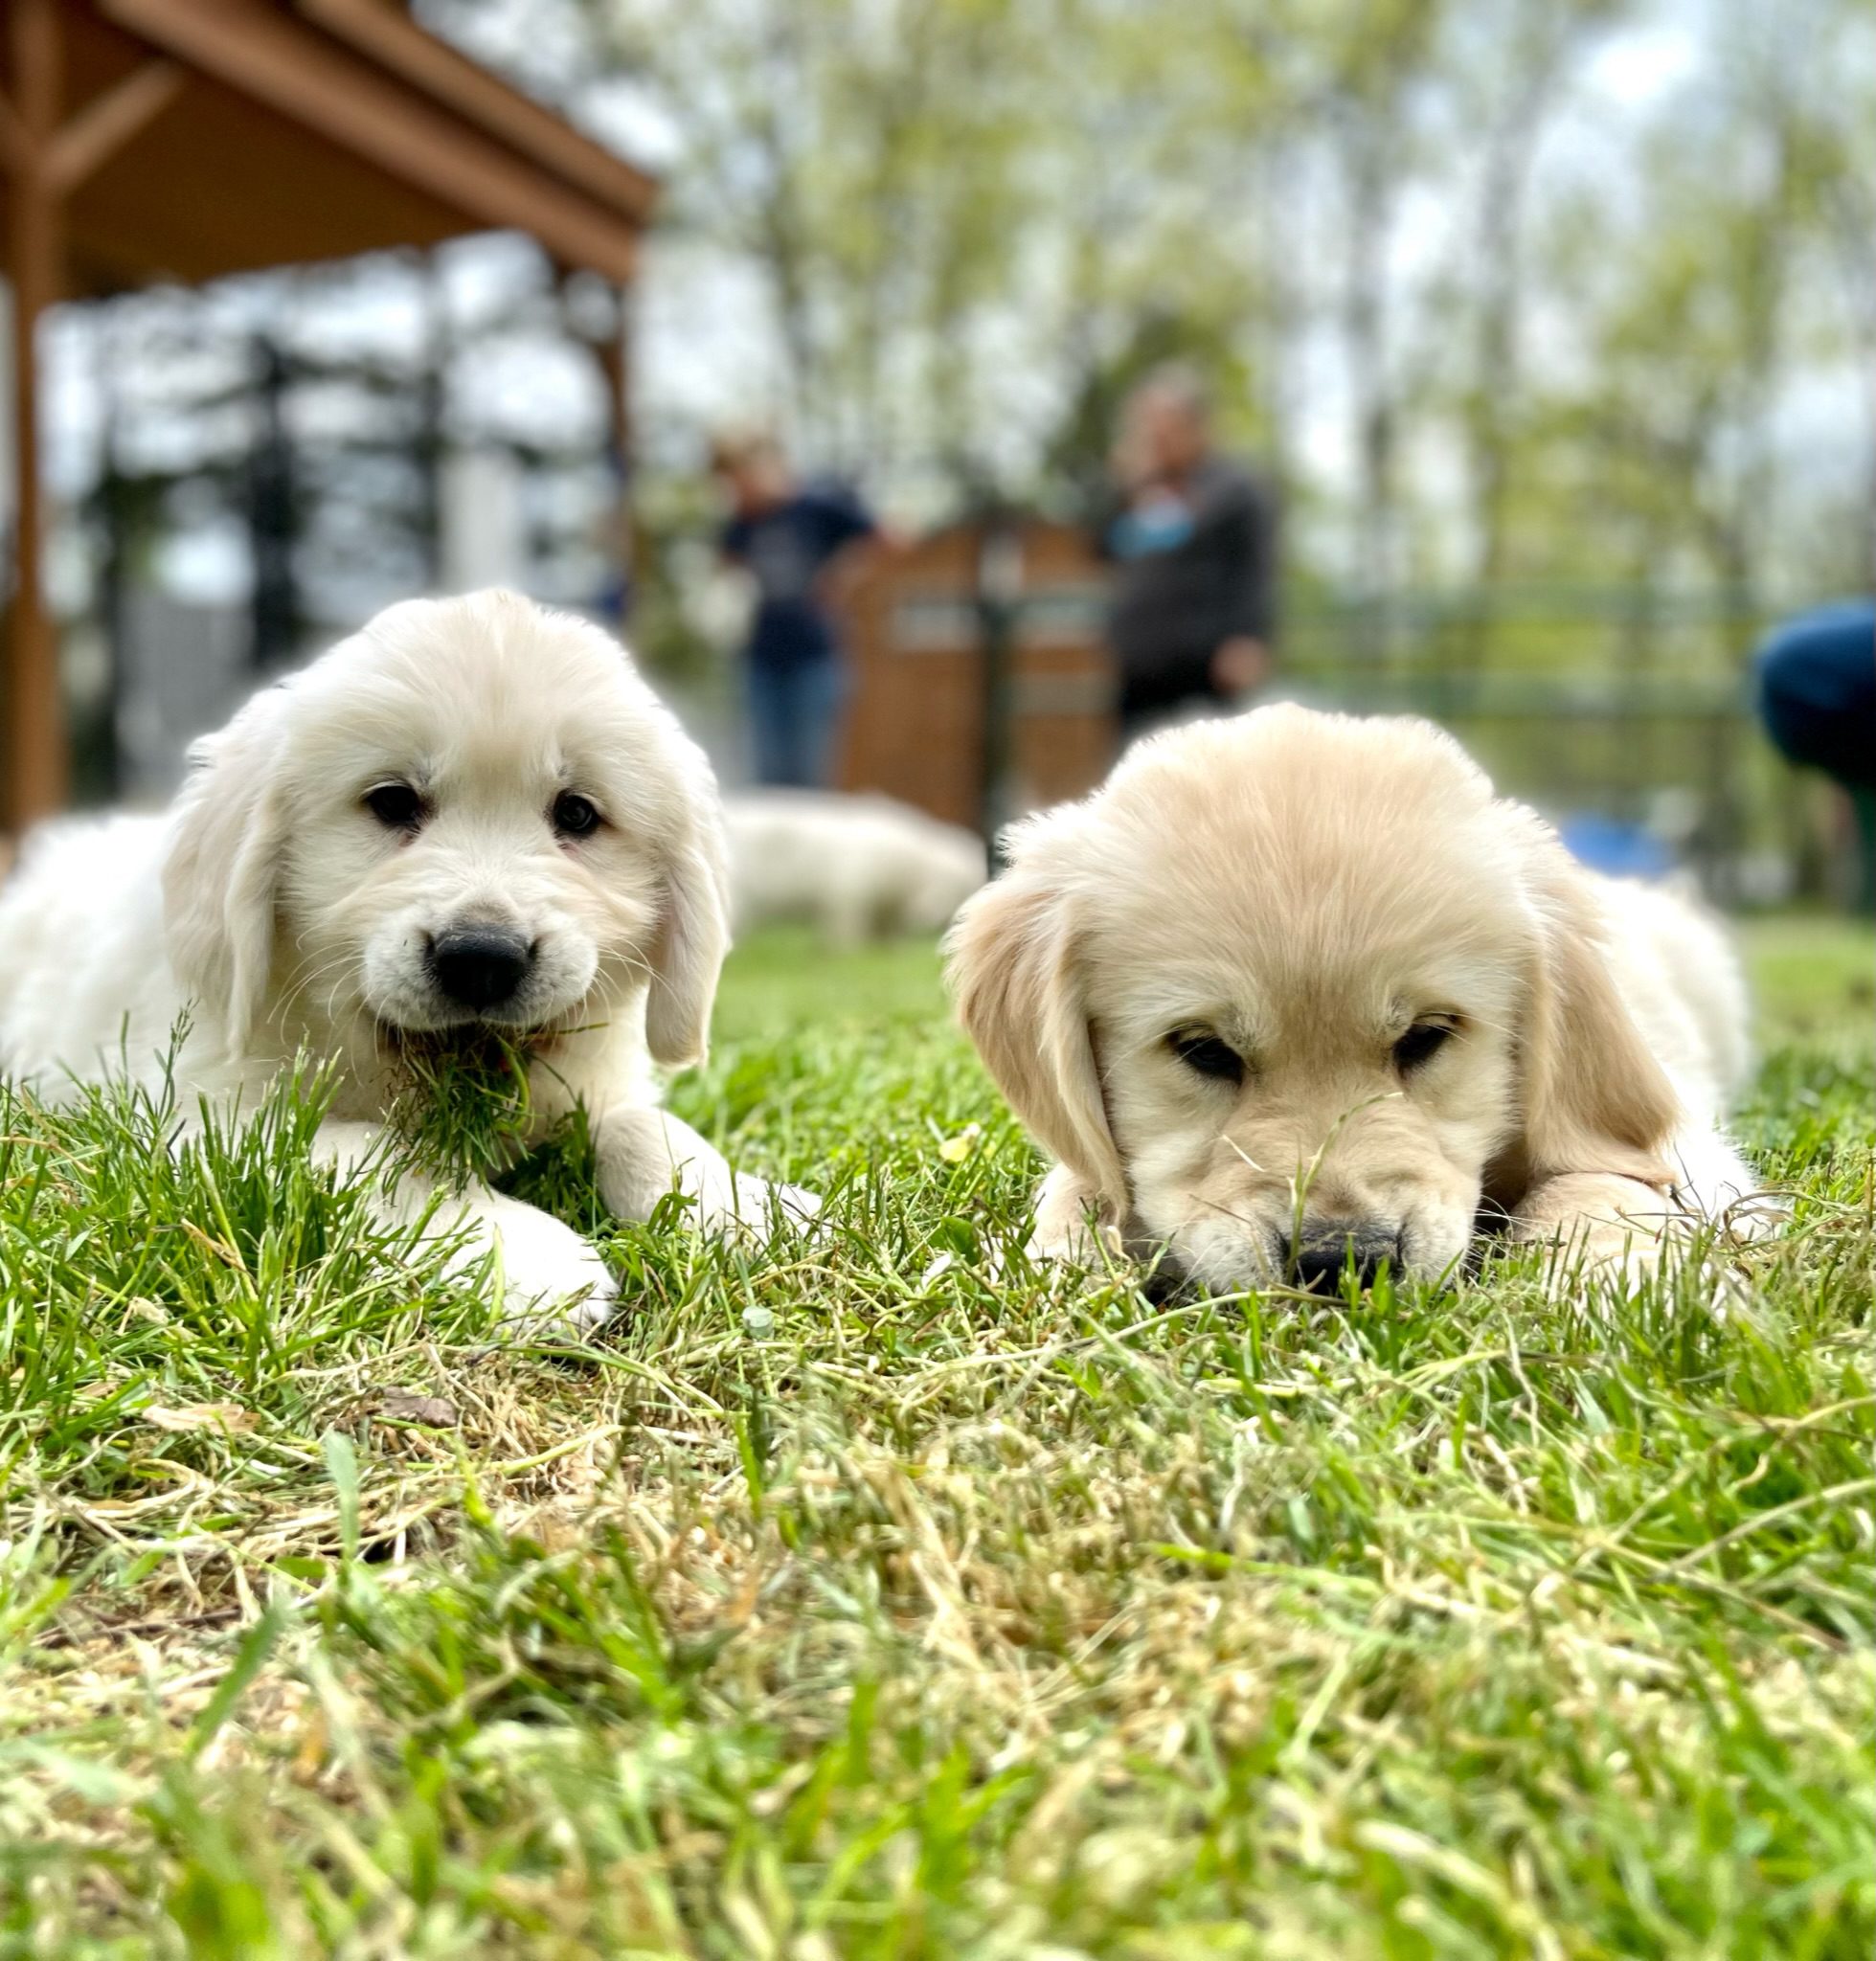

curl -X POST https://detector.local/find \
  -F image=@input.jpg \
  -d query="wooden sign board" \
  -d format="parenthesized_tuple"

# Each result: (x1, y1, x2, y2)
(836, 518, 1117, 830)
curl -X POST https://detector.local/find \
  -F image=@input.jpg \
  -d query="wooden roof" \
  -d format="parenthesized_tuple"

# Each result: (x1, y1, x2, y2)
(3, 0, 658, 291)
(2, 0, 659, 829)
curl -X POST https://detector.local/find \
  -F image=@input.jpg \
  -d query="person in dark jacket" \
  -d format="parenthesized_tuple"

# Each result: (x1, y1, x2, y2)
(1754, 598, 1875, 911)
(1101, 365, 1279, 742)
(713, 432, 877, 788)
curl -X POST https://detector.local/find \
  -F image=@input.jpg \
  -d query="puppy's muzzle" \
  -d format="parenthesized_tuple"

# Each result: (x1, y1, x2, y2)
(427, 923, 535, 1014)
(1291, 1221, 1402, 1293)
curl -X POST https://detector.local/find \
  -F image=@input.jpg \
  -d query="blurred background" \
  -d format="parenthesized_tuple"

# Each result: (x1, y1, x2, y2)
(3, 0, 1872, 911)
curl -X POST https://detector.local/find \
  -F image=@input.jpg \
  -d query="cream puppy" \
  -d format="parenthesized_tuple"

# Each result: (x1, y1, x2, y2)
(723, 790, 985, 944)
(0, 590, 809, 1327)
(947, 706, 1763, 1295)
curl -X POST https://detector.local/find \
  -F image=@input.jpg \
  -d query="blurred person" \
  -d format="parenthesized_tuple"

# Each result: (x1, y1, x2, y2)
(1753, 599, 1876, 910)
(1100, 365, 1279, 743)
(712, 432, 877, 788)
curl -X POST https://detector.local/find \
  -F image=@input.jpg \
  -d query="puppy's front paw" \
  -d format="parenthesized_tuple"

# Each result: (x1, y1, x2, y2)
(1548, 1218, 1757, 1319)
(1537, 1220, 1661, 1299)
(482, 1196, 620, 1332)
(1510, 1173, 1689, 1302)
(721, 1172, 822, 1234)
(1027, 1165, 1119, 1266)
(757, 1174, 822, 1223)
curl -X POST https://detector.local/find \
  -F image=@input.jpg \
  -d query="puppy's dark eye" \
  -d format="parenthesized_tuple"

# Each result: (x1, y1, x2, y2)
(365, 782, 424, 830)
(1393, 1021, 1456, 1072)
(1170, 1030, 1245, 1085)
(553, 791, 601, 838)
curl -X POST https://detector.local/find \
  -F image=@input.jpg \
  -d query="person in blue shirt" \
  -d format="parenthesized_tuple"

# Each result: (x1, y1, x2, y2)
(712, 432, 878, 788)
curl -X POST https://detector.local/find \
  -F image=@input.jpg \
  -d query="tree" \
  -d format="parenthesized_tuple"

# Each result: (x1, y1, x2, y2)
(554, 0, 1070, 488)
(385, 0, 1876, 644)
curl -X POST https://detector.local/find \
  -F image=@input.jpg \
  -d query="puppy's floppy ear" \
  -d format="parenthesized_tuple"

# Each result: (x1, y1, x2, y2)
(162, 686, 292, 1058)
(945, 864, 1128, 1209)
(1515, 842, 1680, 1193)
(645, 747, 732, 1069)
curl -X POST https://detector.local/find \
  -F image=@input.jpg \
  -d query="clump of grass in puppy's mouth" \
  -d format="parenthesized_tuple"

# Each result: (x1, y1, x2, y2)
(383, 1024, 542, 1190)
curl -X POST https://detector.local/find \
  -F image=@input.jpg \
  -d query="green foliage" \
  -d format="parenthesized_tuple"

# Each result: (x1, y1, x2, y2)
(532, 0, 1876, 603)
(0, 922, 1870, 1955)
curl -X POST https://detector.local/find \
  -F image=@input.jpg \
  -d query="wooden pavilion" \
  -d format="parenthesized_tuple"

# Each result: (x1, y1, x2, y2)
(1, 0, 658, 832)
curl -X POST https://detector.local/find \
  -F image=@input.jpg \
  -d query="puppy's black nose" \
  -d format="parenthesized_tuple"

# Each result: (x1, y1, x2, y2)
(1291, 1224, 1401, 1293)
(428, 926, 533, 1011)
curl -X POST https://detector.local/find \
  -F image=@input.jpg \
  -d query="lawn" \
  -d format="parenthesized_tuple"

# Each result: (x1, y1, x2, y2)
(1, 916, 1870, 1958)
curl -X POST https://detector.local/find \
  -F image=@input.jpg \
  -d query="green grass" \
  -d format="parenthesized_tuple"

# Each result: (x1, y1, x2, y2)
(1, 917, 1870, 1958)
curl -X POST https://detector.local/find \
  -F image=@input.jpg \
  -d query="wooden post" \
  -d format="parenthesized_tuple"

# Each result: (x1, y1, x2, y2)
(1, 21, 180, 830)
(3, 0, 66, 829)
(593, 280, 636, 618)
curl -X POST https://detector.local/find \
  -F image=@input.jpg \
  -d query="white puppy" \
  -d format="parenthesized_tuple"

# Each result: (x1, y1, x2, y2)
(948, 706, 1766, 1295)
(0, 590, 808, 1327)
(723, 790, 985, 944)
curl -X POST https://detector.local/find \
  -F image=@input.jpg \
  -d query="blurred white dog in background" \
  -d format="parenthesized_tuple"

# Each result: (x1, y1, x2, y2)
(0, 590, 811, 1328)
(724, 790, 985, 944)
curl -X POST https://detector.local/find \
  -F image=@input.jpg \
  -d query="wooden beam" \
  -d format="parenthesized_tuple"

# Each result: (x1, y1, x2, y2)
(3, 0, 69, 829)
(46, 58, 186, 195)
(9, 0, 60, 148)
(0, 88, 28, 177)
(101, 0, 641, 282)
(591, 282, 638, 604)
(297, 0, 659, 224)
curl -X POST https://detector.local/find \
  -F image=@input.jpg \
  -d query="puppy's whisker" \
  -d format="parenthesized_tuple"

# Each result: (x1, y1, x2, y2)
(614, 949, 657, 987)
(276, 947, 353, 1003)
(273, 949, 361, 1028)
(271, 956, 357, 1032)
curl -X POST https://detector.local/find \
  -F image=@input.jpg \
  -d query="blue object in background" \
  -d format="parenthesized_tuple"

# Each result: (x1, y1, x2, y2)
(1559, 812, 1675, 880)
(1754, 599, 1876, 790)
(1753, 597, 1876, 910)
